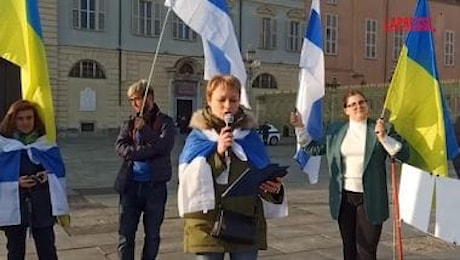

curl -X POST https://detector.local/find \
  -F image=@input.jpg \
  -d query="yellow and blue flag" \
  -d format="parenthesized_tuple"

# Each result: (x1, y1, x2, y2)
(0, 0, 56, 142)
(384, 0, 458, 176)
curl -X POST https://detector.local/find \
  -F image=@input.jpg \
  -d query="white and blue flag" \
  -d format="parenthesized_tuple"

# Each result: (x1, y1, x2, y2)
(294, 0, 324, 184)
(0, 136, 69, 226)
(165, 0, 250, 109)
(177, 128, 269, 216)
(177, 127, 288, 218)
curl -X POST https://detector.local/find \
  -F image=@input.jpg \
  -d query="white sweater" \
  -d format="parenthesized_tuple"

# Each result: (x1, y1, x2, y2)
(341, 120, 367, 192)
(295, 120, 402, 193)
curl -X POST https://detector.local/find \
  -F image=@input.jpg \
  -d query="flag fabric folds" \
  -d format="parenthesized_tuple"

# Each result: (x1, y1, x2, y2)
(0, 136, 69, 226)
(0, 0, 56, 142)
(383, 0, 458, 176)
(294, 0, 325, 184)
(177, 129, 269, 216)
(165, 0, 250, 108)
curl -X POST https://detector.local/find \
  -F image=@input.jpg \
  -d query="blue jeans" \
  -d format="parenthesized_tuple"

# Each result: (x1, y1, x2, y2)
(196, 252, 258, 260)
(118, 181, 167, 260)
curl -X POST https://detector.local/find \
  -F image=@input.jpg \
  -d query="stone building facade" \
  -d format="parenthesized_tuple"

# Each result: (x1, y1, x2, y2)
(256, 80, 460, 134)
(6, 0, 457, 133)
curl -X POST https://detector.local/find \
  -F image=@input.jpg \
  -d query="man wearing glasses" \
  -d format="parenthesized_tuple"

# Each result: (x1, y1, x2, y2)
(114, 79, 176, 260)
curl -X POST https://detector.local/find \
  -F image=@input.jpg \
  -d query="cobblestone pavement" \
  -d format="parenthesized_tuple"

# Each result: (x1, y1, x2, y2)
(1, 133, 459, 259)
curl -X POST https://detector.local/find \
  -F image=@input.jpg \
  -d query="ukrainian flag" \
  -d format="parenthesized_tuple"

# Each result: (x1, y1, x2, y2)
(0, 0, 56, 142)
(384, 0, 458, 176)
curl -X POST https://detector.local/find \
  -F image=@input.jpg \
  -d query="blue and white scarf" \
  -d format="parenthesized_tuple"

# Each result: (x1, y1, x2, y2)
(178, 128, 288, 218)
(0, 135, 69, 226)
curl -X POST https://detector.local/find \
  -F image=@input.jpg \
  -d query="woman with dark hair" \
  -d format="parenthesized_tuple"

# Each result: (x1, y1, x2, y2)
(0, 100, 46, 137)
(291, 90, 409, 260)
(0, 99, 68, 260)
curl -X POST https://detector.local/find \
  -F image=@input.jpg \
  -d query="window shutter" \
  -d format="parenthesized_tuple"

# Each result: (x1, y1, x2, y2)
(272, 18, 277, 49)
(98, 0, 106, 30)
(132, 0, 139, 34)
(72, 0, 80, 28)
(259, 17, 265, 49)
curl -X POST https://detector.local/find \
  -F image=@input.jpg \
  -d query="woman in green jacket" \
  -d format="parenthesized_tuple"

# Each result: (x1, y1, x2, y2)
(290, 90, 409, 260)
(178, 75, 286, 260)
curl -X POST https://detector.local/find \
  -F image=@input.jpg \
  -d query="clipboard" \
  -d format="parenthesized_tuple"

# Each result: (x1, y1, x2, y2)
(223, 163, 289, 197)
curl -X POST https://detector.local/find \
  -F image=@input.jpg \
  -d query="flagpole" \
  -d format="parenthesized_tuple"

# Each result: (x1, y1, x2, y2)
(380, 106, 404, 259)
(391, 157, 404, 260)
(140, 7, 172, 116)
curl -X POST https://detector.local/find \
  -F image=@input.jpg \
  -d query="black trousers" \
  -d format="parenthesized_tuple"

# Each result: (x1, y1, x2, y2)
(338, 190, 382, 260)
(4, 225, 57, 260)
(452, 154, 460, 179)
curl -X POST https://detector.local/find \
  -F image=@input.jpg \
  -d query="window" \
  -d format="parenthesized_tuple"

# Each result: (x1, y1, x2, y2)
(445, 30, 455, 66)
(325, 13, 338, 55)
(365, 19, 378, 59)
(69, 60, 106, 79)
(132, 0, 162, 36)
(393, 29, 405, 60)
(178, 64, 194, 75)
(80, 122, 95, 132)
(287, 21, 302, 52)
(260, 17, 277, 49)
(72, 0, 105, 31)
(327, 0, 337, 4)
(172, 14, 197, 41)
(252, 73, 277, 89)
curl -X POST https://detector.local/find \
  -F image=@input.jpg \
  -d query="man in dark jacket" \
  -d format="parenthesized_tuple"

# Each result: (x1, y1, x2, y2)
(114, 79, 176, 260)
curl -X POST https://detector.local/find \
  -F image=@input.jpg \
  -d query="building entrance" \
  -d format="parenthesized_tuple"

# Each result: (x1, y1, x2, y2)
(176, 99, 193, 133)
(0, 58, 21, 118)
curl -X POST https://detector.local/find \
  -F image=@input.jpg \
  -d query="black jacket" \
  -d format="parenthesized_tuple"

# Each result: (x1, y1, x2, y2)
(114, 105, 176, 193)
(18, 150, 55, 228)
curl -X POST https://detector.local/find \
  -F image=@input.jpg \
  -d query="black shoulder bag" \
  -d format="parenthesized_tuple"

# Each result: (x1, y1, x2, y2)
(210, 169, 257, 244)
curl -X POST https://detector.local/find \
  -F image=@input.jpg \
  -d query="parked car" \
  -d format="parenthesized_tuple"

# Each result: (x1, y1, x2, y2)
(257, 123, 281, 145)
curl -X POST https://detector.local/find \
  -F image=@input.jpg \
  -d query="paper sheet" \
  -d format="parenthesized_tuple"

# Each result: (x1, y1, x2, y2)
(435, 177, 460, 244)
(398, 163, 435, 233)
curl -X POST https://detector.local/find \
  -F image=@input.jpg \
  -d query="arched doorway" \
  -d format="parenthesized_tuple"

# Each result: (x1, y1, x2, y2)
(171, 58, 202, 134)
(0, 58, 21, 118)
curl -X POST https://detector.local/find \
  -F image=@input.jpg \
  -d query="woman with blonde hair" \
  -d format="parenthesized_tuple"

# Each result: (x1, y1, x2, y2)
(178, 75, 287, 260)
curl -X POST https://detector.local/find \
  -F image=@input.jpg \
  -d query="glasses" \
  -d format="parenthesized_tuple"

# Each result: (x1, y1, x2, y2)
(345, 100, 367, 108)
(128, 96, 143, 103)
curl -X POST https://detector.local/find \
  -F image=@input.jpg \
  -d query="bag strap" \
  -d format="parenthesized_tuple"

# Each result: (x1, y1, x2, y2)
(216, 168, 257, 217)
(221, 168, 250, 199)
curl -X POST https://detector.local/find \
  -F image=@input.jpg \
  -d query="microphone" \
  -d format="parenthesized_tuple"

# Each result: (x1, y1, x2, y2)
(223, 113, 234, 159)
(224, 112, 234, 129)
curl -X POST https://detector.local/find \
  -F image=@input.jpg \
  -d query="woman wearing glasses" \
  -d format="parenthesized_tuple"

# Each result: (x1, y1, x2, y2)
(290, 90, 409, 260)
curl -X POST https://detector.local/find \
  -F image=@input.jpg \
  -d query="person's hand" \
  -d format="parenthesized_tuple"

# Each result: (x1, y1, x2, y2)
(290, 112, 304, 128)
(36, 171, 48, 184)
(18, 176, 37, 188)
(217, 126, 233, 156)
(259, 177, 282, 194)
(134, 117, 145, 130)
(375, 118, 386, 141)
